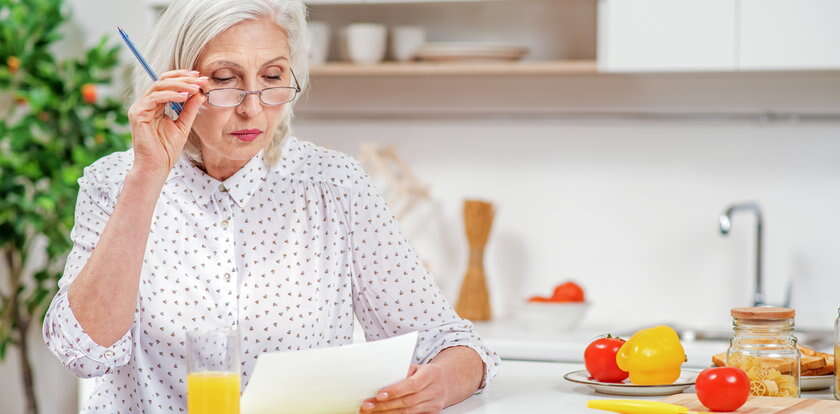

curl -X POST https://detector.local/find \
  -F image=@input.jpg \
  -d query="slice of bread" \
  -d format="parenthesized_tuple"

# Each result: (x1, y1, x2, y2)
(798, 345, 818, 356)
(803, 365, 834, 376)
(713, 348, 836, 376)
(802, 354, 826, 370)
(823, 354, 835, 370)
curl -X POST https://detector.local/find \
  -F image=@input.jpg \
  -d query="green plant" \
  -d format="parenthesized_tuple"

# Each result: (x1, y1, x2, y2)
(0, 0, 130, 413)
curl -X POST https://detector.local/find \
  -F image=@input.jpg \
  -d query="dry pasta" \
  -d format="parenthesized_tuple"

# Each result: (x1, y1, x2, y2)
(728, 354, 798, 397)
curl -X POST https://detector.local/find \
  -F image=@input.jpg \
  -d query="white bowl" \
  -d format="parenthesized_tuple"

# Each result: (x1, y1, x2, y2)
(514, 301, 590, 333)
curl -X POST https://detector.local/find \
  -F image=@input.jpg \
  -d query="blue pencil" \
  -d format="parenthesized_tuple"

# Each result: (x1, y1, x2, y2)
(116, 26, 184, 115)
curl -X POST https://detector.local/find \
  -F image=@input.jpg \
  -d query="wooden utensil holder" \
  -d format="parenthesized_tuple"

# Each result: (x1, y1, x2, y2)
(455, 199, 494, 321)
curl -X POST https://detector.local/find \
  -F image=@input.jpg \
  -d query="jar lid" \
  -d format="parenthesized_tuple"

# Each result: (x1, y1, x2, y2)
(731, 307, 795, 320)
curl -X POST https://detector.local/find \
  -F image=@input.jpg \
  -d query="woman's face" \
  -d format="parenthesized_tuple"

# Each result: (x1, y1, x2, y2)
(192, 18, 294, 166)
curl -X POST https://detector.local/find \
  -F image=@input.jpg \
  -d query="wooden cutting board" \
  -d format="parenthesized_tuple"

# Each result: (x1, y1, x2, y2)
(663, 393, 840, 413)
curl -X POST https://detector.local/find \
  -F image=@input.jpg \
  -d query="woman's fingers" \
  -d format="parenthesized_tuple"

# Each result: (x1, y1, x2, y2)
(159, 69, 199, 80)
(361, 393, 431, 413)
(371, 399, 445, 414)
(174, 92, 206, 133)
(377, 366, 435, 401)
(129, 91, 190, 122)
(158, 75, 208, 86)
(148, 90, 191, 104)
(149, 78, 206, 94)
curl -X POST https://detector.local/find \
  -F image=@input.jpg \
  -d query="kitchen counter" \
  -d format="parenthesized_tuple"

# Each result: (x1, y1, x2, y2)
(472, 320, 728, 369)
(444, 361, 836, 413)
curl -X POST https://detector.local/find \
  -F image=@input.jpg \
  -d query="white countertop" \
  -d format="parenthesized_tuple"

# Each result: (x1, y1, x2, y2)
(444, 361, 836, 414)
(472, 320, 728, 369)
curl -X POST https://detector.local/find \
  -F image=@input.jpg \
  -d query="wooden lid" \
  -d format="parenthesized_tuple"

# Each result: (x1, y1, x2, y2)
(731, 307, 795, 320)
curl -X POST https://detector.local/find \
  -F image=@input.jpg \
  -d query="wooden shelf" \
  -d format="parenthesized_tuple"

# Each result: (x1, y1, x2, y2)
(307, 0, 491, 4)
(309, 60, 598, 76)
(148, 0, 494, 6)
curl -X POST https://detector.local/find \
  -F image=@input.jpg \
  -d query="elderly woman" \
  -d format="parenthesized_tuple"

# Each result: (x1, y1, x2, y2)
(42, 0, 499, 412)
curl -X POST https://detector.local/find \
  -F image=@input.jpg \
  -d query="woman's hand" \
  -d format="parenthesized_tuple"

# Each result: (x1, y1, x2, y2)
(359, 364, 448, 414)
(127, 69, 208, 178)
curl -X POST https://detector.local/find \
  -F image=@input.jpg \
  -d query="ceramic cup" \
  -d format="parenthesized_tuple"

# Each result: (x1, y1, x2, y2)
(344, 23, 387, 64)
(308, 21, 330, 65)
(390, 25, 426, 62)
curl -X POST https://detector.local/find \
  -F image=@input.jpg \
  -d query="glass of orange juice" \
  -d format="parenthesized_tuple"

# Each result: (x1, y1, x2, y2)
(187, 327, 240, 414)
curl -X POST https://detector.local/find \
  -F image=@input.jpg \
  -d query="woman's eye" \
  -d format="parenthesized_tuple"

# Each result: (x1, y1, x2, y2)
(264, 75, 282, 81)
(213, 77, 234, 83)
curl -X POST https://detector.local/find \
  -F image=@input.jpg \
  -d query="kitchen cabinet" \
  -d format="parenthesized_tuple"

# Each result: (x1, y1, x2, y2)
(599, 0, 840, 72)
(597, 0, 737, 72)
(739, 0, 840, 70)
(148, 0, 840, 74)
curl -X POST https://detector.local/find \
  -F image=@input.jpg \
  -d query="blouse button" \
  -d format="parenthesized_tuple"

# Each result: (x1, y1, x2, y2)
(224, 273, 231, 282)
(219, 184, 228, 192)
(221, 219, 230, 228)
(103, 350, 115, 359)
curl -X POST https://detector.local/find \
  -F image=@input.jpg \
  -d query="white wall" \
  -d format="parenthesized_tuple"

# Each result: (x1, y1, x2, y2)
(294, 117, 840, 331)
(292, 69, 840, 332)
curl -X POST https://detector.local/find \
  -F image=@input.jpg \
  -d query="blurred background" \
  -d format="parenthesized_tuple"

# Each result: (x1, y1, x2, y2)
(1, 0, 839, 412)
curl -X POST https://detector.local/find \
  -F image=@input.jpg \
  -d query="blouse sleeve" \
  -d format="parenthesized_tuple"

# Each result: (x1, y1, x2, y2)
(347, 168, 501, 391)
(42, 165, 133, 378)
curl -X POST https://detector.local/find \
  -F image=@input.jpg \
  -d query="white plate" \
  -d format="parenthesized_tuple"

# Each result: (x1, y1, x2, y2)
(563, 369, 699, 396)
(801, 375, 834, 391)
(415, 42, 529, 62)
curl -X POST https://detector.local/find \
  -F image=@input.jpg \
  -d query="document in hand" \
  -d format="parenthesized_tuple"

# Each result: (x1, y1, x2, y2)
(241, 331, 419, 414)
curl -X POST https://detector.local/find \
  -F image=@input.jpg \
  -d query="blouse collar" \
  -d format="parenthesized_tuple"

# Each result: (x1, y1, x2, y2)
(169, 149, 270, 209)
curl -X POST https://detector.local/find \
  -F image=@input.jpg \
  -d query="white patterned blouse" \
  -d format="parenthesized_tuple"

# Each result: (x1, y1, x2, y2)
(43, 136, 500, 413)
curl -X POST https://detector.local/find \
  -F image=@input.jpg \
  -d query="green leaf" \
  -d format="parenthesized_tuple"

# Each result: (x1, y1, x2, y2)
(0, 0, 128, 362)
(60, 165, 81, 185)
(19, 160, 42, 179)
(34, 195, 55, 212)
(25, 286, 50, 314)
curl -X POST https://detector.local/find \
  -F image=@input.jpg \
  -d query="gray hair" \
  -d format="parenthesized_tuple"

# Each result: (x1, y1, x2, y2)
(132, 0, 310, 167)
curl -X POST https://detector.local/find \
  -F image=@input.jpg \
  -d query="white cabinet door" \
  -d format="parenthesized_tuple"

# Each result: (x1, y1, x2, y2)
(598, 0, 737, 72)
(739, 0, 840, 70)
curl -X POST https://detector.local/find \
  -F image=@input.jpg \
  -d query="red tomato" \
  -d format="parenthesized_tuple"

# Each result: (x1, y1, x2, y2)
(695, 367, 750, 412)
(583, 336, 628, 383)
(552, 281, 585, 302)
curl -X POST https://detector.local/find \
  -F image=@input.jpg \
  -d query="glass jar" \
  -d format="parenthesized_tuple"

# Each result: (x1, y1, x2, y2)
(727, 307, 800, 398)
(834, 307, 840, 400)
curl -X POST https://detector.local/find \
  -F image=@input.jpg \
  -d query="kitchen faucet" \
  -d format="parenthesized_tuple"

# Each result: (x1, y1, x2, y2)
(719, 202, 765, 306)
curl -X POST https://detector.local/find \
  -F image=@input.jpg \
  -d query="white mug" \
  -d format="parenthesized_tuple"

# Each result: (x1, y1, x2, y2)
(344, 23, 387, 65)
(308, 21, 330, 65)
(390, 26, 426, 62)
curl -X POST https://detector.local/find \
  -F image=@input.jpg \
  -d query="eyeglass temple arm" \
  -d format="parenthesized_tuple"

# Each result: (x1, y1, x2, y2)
(290, 68, 301, 92)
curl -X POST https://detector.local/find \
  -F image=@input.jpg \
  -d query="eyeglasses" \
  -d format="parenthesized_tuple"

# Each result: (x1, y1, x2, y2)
(201, 68, 302, 107)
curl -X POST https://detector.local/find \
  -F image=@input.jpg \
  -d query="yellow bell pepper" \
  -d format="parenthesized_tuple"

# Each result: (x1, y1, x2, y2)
(616, 325, 686, 385)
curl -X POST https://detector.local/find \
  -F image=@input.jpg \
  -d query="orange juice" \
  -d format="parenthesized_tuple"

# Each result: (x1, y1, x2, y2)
(187, 371, 240, 414)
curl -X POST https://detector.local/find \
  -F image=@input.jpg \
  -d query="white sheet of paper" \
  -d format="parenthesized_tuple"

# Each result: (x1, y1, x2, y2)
(241, 331, 419, 414)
